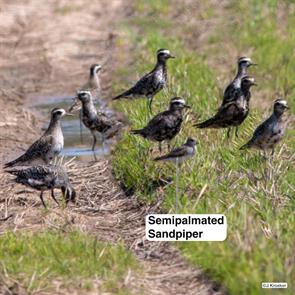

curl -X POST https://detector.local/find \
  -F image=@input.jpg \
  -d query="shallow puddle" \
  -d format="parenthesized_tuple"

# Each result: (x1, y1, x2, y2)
(31, 95, 113, 162)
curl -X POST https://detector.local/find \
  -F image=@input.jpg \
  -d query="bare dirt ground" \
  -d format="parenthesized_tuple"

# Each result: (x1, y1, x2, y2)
(0, 1, 225, 294)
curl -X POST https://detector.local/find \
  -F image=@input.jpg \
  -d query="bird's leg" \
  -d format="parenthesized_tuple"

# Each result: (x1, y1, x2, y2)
(271, 148, 275, 159)
(102, 134, 106, 153)
(235, 127, 239, 138)
(39, 191, 47, 208)
(227, 128, 231, 139)
(263, 149, 267, 160)
(167, 141, 171, 152)
(148, 96, 153, 113)
(91, 131, 97, 151)
(50, 188, 59, 205)
(175, 157, 179, 213)
(158, 142, 162, 153)
(79, 110, 83, 144)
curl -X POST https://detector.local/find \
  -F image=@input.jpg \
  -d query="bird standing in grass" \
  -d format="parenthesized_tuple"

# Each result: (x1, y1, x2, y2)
(4, 108, 67, 168)
(154, 138, 197, 212)
(77, 91, 122, 151)
(223, 57, 256, 105)
(154, 138, 197, 163)
(195, 76, 256, 137)
(240, 99, 290, 156)
(131, 97, 190, 152)
(6, 165, 76, 208)
(112, 49, 175, 111)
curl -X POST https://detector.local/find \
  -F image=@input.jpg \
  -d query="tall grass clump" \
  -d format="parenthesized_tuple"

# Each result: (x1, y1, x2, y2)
(112, 0, 295, 294)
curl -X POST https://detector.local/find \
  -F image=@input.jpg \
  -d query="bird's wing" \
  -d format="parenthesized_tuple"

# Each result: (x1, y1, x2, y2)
(164, 146, 188, 158)
(251, 116, 273, 140)
(146, 110, 171, 127)
(4, 136, 52, 167)
(130, 71, 154, 94)
(196, 101, 239, 128)
(222, 84, 240, 105)
(7, 165, 55, 188)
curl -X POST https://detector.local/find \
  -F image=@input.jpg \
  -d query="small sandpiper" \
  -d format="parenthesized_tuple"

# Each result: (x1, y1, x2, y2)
(112, 49, 175, 111)
(131, 97, 190, 152)
(223, 57, 256, 105)
(240, 99, 290, 156)
(154, 138, 197, 163)
(77, 90, 122, 151)
(4, 108, 68, 168)
(195, 76, 256, 137)
(6, 165, 76, 208)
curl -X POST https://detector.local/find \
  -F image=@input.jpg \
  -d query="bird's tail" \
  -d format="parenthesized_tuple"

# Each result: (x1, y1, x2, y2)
(4, 168, 20, 175)
(4, 155, 26, 168)
(154, 155, 166, 161)
(105, 122, 123, 139)
(195, 117, 217, 129)
(239, 141, 252, 150)
(130, 129, 146, 137)
(112, 89, 131, 100)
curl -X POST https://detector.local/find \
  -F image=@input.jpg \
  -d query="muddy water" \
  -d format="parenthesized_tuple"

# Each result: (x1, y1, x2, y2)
(31, 95, 113, 162)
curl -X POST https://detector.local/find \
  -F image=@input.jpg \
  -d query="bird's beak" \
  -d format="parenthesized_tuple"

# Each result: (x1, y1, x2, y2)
(68, 98, 80, 113)
(66, 112, 75, 116)
(184, 105, 191, 109)
(253, 82, 258, 86)
(285, 106, 290, 110)
(169, 54, 176, 58)
(250, 63, 258, 66)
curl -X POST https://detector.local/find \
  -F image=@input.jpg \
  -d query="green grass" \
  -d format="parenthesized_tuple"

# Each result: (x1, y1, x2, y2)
(112, 1, 295, 294)
(0, 231, 138, 293)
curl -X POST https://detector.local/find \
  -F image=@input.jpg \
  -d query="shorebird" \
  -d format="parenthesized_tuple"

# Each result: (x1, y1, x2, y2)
(77, 90, 122, 151)
(154, 138, 197, 212)
(240, 99, 289, 156)
(69, 64, 102, 112)
(195, 76, 256, 137)
(131, 97, 190, 152)
(112, 49, 175, 111)
(4, 108, 67, 168)
(68, 64, 102, 143)
(154, 138, 197, 163)
(222, 57, 256, 105)
(6, 165, 76, 208)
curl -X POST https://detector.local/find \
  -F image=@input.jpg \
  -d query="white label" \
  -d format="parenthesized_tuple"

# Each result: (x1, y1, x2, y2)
(146, 214, 227, 241)
(262, 282, 288, 289)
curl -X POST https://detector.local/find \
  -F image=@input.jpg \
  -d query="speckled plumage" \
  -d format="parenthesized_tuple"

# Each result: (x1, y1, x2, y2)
(240, 99, 289, 153)
(6, 165, 76, 207)
(77, 91, 122, 150)
(112, 49, 175, 110)
(4, 108, 66, 168)
(131, 97, 190, 151)
(222, 57, 256, 105)
(196, 76, 255, 130)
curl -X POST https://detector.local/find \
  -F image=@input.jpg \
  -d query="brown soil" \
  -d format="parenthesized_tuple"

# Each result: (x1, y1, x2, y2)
(0, 1, 225, 295)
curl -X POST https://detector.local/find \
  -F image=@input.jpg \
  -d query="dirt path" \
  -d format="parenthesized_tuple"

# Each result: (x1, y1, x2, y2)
(0, 1, 225, 294)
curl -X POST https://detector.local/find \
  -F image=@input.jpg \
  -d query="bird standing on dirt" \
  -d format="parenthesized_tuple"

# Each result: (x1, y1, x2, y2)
(154, 138, 197, 163)
(68, 64, 102, 143)
(222, 57, 256, 105)
(4, 108, 67, 168)
(6, 165, 76, 208)
(195, 76, 256, 137)
(112, 49, 175, 111)
(240, 99, 290, 156)
(131, 97, 190, 152)
(77, 90, 122, 151)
